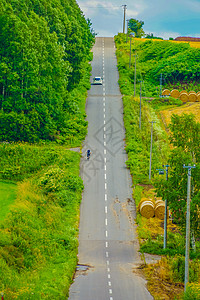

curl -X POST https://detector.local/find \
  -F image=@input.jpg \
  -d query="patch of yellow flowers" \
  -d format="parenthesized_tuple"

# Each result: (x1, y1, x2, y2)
(134, 37, 200, 48)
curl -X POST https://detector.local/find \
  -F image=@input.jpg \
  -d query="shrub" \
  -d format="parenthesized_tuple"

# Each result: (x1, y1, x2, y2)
(184, 284, 200, 300)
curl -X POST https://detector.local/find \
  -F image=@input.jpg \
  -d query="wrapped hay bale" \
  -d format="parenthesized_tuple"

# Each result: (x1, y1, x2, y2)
(155, 200, 165, 220)
(188, 92, 197, 102)
(179, 92, 188, 102)
(171, 89, 180, 99)
(138, 197, 149, 211)
(180, 90, 188, 95)
(140, 199, 155, 219)
(162, 89, 170, 96)
(138, 198, 155, 210)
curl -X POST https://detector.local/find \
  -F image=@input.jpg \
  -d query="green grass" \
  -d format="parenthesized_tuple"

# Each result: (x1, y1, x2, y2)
(0, 146, 83, 299)
(115, 33, 200, 298)
(0, 181, 17, 221)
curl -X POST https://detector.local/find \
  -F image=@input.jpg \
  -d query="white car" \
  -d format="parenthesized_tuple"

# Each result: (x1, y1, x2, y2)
(92, 76, 103, 85)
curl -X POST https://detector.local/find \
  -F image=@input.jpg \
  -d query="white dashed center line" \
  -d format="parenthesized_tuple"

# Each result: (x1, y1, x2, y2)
(102, 39, 114, 300)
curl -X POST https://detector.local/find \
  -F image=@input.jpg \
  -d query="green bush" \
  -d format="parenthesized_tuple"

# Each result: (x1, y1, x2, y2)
(0, 146, 83, 298)
(184, 284, 200, 300)
(122, 95, 169, 184)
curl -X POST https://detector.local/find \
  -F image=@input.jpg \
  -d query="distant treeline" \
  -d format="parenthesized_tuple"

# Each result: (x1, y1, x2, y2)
(0, 0, 94, 143)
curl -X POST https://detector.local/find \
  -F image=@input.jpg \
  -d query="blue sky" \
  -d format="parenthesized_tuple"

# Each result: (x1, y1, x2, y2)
(78, 0, 200, 39)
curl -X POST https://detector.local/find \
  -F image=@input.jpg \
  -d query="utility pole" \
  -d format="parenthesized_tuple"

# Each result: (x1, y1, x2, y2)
(139, 81, 142, 129)
(160, 73, 162, 97)
(122, 5, 127, 33)
(183, 164, 196, 292)
(149, 121, 156, 180)
(163, 164, 170, 249)
(134, 54, 137, 97)
(126, 19, 129, 43)
(129, 34, 132, 68)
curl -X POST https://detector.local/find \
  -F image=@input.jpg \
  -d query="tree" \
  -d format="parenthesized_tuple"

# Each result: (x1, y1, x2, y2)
(155, 114, 200, 237)
(128, 19, 145, 38)
(0, 0, 94, 142)
(145, 33, 163, 40)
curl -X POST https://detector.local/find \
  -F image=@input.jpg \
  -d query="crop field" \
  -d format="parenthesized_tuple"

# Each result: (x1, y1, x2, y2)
(189, 42, 200, 48)
(134, 37, 200, 48)
(160, 102, 200, 128)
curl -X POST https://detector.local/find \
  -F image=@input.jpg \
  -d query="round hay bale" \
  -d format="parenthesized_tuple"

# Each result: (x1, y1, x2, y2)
(197, 91, 200, 96)
(180, 90, 188, 96)
(188, 92, 197, 102)
(162, 89, 170, 96)
(140, 200, 155, 219)
(171, 89, 180, 99)
(179, 90, 188, 99)
(138, 198, 154, 211)
(155, 199, 163, 206)
(190, 91, 196, 94)
(197, 94, 200, 102)
(137, 197, 148, 211)
(155, 200, 165, 220)
(179, 92, 188, 102)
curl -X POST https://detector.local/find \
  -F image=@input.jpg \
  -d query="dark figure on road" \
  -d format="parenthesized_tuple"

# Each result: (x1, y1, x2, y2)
(87, 149, 91, 160)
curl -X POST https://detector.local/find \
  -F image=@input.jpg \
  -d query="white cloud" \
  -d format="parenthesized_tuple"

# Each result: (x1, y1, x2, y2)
(156, 31, 181, 40)
(191, 33, 200, 38)
(126, 9, 139, 18)
(78, 1, 121, 16)
(182, 0, 200, 13)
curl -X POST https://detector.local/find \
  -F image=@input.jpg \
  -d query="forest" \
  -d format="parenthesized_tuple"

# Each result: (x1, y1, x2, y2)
(0, 0, 94, 143)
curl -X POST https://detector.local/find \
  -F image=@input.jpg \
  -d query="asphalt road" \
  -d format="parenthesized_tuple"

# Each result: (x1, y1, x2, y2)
(68, 37, 153, 300)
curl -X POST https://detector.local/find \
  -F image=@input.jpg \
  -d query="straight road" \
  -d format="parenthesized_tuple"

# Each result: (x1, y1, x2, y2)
(68, 37, 153, 300)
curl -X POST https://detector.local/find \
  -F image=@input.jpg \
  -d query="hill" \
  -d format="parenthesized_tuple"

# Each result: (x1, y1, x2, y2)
(115, 34, 200, 97)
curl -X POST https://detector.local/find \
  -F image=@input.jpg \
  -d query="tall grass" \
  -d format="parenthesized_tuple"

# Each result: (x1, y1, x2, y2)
(123, 95, 169, 185)
(0, 146, 83, 299)
(0, 181, 17, 221)
(115, 33, 200, 299)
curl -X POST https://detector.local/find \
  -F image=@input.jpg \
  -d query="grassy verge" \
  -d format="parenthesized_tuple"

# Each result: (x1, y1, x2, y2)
(123, 95, 170, 185)
(0, 144, 83, 299)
